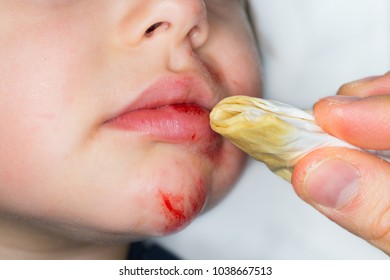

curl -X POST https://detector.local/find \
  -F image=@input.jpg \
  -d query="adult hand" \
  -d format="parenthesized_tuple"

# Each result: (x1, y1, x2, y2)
(292, 72, 390, 255)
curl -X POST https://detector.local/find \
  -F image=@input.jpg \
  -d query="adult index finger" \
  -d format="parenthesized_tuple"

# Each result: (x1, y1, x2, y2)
(314, 95, 390, 150)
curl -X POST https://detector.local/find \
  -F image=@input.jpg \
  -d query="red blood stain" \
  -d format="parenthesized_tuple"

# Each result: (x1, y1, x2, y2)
(170, 104, 205, 115)
(159, 191, 187, 233)
(158, 182, 206, 233)
(162, 193, 186, 221)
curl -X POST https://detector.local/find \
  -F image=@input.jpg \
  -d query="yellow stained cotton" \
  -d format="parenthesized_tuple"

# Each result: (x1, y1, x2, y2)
(210, 96, 358, 181)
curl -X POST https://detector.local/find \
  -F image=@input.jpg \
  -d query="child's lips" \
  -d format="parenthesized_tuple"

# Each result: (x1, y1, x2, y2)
(106, 103, 217, 143)
(105, 75, 222, 146)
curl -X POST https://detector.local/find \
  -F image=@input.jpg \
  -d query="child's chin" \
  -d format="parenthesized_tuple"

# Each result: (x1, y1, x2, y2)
(79, 183, 208, 241)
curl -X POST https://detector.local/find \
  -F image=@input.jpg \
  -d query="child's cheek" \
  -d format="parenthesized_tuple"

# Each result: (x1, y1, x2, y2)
(211, 23, 262, 98)
(227, 51, 262, 98)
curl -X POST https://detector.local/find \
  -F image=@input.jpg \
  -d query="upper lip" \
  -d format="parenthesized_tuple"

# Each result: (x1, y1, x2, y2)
(108, 74, 222, 120)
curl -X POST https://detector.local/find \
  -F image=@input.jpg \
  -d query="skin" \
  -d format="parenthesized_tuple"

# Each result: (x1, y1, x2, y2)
(0, 0, 262, 259)
(292, 72, 390, 255)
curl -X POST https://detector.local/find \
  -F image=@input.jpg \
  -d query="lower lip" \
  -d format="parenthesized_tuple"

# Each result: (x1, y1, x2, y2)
(106, 104, 219, 144)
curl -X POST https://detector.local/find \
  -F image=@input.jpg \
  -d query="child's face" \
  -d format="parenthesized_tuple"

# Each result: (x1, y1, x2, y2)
(0, 0, 261, 241)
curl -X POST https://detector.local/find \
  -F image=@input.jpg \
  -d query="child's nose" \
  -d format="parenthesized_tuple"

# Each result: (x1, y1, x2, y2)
(120, 0, 209, 51)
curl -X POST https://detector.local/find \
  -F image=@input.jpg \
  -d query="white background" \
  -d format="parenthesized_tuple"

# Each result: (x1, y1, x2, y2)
(1, 260, 390, 279)
(155, 0, 390, 259)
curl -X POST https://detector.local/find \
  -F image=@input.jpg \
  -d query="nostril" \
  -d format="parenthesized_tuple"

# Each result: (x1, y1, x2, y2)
(145, 22, 163, 34)
(144, 22, 170, 38)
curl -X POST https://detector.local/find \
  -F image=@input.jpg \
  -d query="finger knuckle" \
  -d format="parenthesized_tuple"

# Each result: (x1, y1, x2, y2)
(370, 204, 390, 243)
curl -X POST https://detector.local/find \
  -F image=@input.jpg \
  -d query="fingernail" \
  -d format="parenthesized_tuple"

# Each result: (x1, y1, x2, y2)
(349, 75, 381, 84)
(323, 95, 362, 104)
(333, 76, 380, 97)
(342, 76, 381, 90)
(304, 158, 360, 209)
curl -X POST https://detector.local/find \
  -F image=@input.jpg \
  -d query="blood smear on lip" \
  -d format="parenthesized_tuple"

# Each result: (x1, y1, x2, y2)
(169, 104, 206, 115)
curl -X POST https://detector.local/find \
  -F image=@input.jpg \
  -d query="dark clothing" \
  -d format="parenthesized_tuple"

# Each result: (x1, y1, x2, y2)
(127, 241, 180, 260)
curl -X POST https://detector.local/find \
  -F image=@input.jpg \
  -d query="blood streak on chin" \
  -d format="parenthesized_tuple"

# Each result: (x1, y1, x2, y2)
(158, 186, 206, 233)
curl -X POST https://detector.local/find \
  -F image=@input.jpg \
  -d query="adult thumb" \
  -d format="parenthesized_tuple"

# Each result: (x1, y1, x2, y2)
(292, 147, 390, 255)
